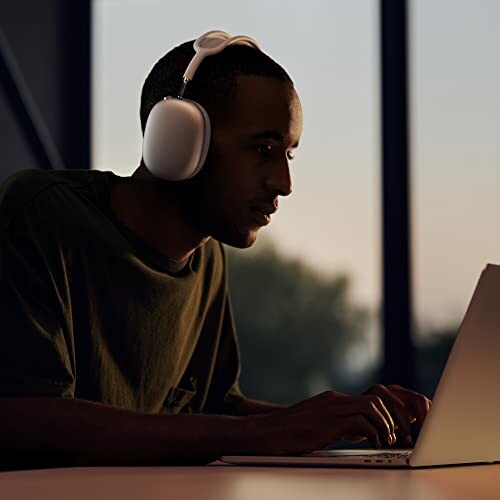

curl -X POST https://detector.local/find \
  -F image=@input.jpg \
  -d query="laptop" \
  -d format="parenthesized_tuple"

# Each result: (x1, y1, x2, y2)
(221, 263, 500, 468)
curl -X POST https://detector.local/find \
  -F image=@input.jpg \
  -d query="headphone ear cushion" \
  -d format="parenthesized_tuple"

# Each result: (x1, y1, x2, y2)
(142, 97, 211, 181)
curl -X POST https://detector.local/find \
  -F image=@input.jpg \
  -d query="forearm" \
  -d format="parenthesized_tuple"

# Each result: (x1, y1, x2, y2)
(224, 396, 289, 416)
(0, 396, 261, 467)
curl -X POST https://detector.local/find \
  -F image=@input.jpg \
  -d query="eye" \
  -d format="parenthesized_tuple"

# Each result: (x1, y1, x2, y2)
(255, 144, 272, 156)
(255, 144, 296, 161)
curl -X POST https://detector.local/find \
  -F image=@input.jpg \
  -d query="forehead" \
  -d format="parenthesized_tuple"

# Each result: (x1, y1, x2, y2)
(216, 75, 302, 142)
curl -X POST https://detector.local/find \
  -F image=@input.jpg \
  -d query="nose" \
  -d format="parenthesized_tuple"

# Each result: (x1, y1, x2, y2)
(265, 157, 293, 197)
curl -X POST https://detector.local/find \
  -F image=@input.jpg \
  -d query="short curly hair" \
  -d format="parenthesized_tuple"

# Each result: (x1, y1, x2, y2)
(140, 38, 294, 135)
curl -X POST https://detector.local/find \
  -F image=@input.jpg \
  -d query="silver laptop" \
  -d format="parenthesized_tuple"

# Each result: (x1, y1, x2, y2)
(221, 263, 500, 468)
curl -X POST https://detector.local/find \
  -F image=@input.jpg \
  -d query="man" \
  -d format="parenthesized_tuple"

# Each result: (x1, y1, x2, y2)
(0, 35, 430, 467)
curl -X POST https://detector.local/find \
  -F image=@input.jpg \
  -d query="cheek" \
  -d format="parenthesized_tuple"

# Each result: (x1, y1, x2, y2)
(202, 145, 258, 211)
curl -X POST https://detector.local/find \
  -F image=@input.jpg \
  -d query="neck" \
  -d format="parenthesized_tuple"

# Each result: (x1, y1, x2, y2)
(110, 163, 210, 262)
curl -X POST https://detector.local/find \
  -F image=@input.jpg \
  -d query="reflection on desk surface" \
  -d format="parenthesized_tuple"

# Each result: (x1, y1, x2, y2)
(1, 462, 500, 500)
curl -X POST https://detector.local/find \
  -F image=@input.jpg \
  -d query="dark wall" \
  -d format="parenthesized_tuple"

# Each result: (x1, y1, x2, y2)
(0, 1, 91, 181)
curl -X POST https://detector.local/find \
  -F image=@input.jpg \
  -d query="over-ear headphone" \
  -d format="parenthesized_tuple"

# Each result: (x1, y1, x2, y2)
(142, 30, 262, 182)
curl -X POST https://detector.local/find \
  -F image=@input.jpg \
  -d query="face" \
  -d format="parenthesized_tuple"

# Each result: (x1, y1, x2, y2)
(190, 75, 303, 248)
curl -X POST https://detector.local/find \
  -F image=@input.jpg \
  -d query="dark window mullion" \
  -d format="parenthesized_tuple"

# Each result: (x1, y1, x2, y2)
(379, 0, 416, 389)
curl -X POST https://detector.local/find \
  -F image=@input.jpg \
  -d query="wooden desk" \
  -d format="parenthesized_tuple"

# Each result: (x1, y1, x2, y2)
(1, 461, 500, 500)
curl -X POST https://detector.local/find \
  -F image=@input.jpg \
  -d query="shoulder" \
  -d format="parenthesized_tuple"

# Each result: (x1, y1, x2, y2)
(196, 239, 229, 287)
(0, 169, 98, 232)
(203, 239, 228, 268)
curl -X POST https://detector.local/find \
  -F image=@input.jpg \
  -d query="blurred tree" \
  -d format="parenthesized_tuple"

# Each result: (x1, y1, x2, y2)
(225, 238, 369, 405)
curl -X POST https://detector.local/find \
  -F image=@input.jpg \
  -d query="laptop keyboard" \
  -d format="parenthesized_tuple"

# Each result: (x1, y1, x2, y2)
(365, 451, 412, 459)
(311, 449, 413, 460)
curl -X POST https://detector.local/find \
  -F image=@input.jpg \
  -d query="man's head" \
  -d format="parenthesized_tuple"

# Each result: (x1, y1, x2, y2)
(139, 38, 303, 248)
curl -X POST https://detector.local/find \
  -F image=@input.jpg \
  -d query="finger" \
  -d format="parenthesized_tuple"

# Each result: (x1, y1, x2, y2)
(331, 395, 392, 447)
(360, 396, 394, 447)
(367, 385, 413, 445)
(340, 415, 381, 449)
(388, 385, 432, 429)
(364, 392, 396, 438)
(340, 435, 367, 444)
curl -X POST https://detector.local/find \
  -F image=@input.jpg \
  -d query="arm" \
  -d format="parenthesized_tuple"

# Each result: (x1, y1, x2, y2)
(0, 396, 257, 468)
(1, 389, 432, 468)
(223, 396, 288, 416)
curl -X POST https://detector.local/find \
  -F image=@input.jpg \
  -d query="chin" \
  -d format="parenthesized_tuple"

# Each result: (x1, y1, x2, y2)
(214, 226, 258, 249)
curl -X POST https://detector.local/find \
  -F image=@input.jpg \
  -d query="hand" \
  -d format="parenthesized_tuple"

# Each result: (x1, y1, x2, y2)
(256, 387, 431, 456)
(362, 384, 432, 447)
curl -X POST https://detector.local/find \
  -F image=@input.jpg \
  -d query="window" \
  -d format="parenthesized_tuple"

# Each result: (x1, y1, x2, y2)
(411, 0, 500, 395)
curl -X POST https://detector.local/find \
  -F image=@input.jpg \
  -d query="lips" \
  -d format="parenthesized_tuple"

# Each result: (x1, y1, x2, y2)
(251, 208, 271, 226)
(250, 204, 277, 226)
(252, 204, 277, 216)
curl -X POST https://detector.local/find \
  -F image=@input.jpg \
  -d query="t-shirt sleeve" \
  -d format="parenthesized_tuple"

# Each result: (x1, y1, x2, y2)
(220, 292, 246, 407)
(203, 291, 245, 414)
(0, 211, 75, 397)
(202, 245, 245, 414)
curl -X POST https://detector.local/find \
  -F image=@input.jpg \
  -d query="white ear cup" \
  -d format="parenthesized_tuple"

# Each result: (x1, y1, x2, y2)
(142, 97, 211, 181)
(142, 30, 261, 182)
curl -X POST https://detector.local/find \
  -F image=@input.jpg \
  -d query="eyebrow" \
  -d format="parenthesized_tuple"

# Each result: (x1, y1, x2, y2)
(249, 130, 300, 148)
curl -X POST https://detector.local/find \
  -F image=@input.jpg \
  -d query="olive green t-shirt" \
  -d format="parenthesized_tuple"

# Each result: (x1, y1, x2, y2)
(0, 168, 244, 415)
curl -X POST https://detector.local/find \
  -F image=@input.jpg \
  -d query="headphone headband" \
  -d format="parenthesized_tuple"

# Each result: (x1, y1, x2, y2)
(178, 30, 262, 98)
